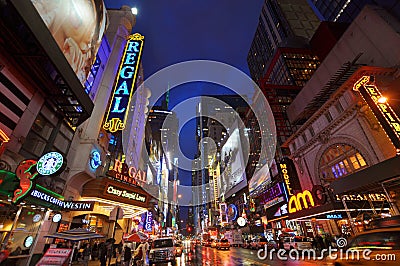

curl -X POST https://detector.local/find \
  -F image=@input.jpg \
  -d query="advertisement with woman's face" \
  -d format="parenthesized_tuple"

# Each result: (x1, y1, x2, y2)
(31, 0, 107, 85)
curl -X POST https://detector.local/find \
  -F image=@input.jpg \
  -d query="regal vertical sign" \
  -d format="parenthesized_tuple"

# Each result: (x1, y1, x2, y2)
(103, 33, 144, 133)
(353, 75, 400, 148)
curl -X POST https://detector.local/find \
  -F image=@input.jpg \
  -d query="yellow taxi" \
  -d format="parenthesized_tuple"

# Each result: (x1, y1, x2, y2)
(216, 239, 230, 250)
(331, 227, 400, 266)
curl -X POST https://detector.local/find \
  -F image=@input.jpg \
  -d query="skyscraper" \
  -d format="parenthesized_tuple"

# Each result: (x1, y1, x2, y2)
(308, 0, 400, 23)
(248, 0, 320, 82)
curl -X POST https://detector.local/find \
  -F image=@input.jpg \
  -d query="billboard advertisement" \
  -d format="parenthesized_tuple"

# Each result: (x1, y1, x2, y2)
(31, 0, 107, 85)
(220, 122, 247, 199)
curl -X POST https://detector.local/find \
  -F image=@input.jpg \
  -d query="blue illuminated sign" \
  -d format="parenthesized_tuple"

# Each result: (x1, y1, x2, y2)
(227, 204, 238, 221)
(90, 150, 101, 170)
(103, 33, 144, 133)
(144, 211, 153, 231)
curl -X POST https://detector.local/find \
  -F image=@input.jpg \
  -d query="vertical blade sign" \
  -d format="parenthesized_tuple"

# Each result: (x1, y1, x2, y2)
(103, 33, 144, 133)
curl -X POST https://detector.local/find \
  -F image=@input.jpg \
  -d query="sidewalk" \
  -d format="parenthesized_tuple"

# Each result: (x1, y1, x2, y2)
(72, 258, 117, 266)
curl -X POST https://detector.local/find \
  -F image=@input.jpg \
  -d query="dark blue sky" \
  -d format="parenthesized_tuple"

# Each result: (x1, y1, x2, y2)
(104, 0, 263, 190)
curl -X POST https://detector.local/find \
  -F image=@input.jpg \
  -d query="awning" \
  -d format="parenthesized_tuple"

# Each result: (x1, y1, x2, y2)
(330, 156, 400, 194)
(81, 178, 150, 218)
(45, 228, 105, 241)
(288, 202, 341, 220)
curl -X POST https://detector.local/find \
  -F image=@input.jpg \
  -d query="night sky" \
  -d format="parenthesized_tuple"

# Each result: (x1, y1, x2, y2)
(103, 1, 263, 193)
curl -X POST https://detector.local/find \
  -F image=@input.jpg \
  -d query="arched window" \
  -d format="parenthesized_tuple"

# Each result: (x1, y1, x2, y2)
(319, 144, 368, 182)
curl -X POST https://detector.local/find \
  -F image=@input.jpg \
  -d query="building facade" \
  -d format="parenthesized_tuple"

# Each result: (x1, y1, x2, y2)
(284, 5, 400, 236)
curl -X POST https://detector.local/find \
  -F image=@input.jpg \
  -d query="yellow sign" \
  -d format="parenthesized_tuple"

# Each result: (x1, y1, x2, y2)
(280, 163, 293, 196)
(288, 185, 326, 213)
(288, 190, 314, 213)
(353, 75, 400, 146)
(103, 33, 144, 132)
(353, 75, 370, 92)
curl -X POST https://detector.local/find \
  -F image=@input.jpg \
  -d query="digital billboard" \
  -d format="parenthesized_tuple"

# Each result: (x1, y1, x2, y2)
(31, 0, 107, 85)
(220, 121, 247, 198)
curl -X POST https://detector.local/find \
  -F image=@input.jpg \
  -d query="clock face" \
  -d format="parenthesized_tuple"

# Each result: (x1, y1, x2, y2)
(237, 217, 246, 227)
(24, 236, 34, 248)
(37, 152, 64, 176)
(52, 213, 62, 223)
(33, 214, 42, 223)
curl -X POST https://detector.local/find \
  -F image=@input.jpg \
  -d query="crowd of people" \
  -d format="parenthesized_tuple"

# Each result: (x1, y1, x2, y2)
(69, 239, 150, 266)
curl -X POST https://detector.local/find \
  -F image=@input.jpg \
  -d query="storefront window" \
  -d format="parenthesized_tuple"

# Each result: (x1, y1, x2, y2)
(319, 144, 368, 182)
(0, 204, 46, 256)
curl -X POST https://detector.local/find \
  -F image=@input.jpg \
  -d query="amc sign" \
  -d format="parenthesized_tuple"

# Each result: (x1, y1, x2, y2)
(288, 185, 326, 213)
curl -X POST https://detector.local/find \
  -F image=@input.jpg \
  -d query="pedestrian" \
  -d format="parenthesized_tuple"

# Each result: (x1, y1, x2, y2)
(278, 237, 284, 249)
(91, 242, 98, 260)
(133, 242, 144, 265)
(123, 246, 132, 266)
(82, 243, 91, 266)
(99, 242, 107, 266)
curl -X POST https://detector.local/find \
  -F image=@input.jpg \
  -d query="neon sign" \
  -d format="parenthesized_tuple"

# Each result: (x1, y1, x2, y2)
(227, 204, 238, 221)
(90, 150, 101, 170)
(37, 152, 65, 176)
(288, 185, 326, 213)
(107, 159, 146, 186)
(103, 33, 144, 133)
(144, 211, 153, 231)
(105, 185, 147, 203)
(279, 163, 293, 196)
(353, 75, 400, 148)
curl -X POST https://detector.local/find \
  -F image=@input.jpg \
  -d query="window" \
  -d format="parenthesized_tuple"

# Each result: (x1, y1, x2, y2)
(335, 101, 344, 113)
(349, 232, 400, 250)
(325, 111, 333, 123)
(309, 126, 315, 137)
(301, 133, 307, 143)
(20, 106, 74, 158)
(319, 144, 368, 182)
(292, 141, 297, 151)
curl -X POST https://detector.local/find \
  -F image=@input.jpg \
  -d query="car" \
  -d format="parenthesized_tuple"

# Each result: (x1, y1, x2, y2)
(242, 239, 252, 248)
(250, 238, 268, 250)
(283, 236, 312, 250)
(174, 242, 183, 257)
(202, 239, 212, 247)
(210, 239, 218, 248)
(255, 238, 269, 250)
(216, 239, 230, 250)
(149, 237, 176, 265)
(266, 240, 278, 250)
(332, 227, 400, 266)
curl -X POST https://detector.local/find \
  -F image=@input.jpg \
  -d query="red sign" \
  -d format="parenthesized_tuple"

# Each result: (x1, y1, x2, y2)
(37, 248, 72, 266)
(107, 159, 146, 186)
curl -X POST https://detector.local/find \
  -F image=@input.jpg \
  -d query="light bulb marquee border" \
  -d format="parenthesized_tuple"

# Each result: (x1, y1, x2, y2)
(103, 33, 145, 133)
(353, 75, 400, 149)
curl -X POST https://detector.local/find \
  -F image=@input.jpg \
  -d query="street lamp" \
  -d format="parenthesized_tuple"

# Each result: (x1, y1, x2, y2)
(131, 7, 138, 15)
(378, 96, 388, 104)
(178, 194, 182, 199)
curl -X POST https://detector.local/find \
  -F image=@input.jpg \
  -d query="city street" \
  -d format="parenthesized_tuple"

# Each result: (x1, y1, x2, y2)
(172, 245, 325, 266)
(1, 1, 400, 266)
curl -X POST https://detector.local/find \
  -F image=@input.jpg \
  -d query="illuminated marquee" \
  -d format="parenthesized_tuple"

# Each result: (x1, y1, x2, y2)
(288, 185, 326, 213)
(335, 193, 387, 201)
(103, 33, 144, 133)
(107, 159, 146, 186)
(105, 184, 147, 203)
(353, 75, 400, 148)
